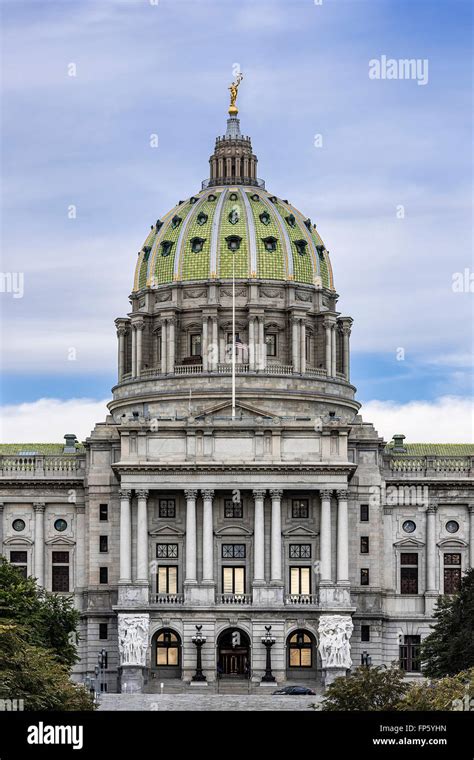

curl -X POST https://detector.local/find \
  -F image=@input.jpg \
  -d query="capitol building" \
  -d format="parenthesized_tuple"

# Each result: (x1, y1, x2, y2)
(1, 83, 473, 694)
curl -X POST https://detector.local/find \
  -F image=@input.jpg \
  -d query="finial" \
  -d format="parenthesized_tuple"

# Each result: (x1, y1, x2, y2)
(228, 72, 243, 115)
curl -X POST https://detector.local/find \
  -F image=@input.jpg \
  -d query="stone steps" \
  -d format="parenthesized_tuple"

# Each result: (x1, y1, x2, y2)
(99, 693, 322, 711)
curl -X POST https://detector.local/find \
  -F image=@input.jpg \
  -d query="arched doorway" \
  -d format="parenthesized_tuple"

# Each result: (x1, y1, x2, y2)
(286, 629, 317, 680)
(151, 628, 182, 679)
(217, 628, 251, 679)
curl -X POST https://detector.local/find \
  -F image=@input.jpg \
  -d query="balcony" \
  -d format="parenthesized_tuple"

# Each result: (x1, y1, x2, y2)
(151, 593, 184, 605)
(216, 593, 252, 605)
(0, 455, 85, 480)
(121, 364, 331, 381)
(385, 457, 474, 479)
(284, 594, 318, 606)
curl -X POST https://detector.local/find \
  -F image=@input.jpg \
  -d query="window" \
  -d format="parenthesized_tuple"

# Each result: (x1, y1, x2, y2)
(99, 504, 108, 521)
(259, 211, 271, 226)
(54, 518, 67, 532)
(290, 567, 311, 595)
(99, 623, 108, 640)
(224, 498, 243, 518)
(52, 551, 69, 592)
(446, 520, 459, 534)
(159, 499, 176, 518)
(190, 334, 202, 356)
(288, 631, 313, 668)
(400, 635, 421, 672)
(160, 240, 173, 257)
(292, 499, 309, 518)
(157, 566, 178, 595)
(222, 566, 245, 595)
(190, 236, 205, 253)
(289, 544, 311, 559)
(99, 535, 108, 553)
(12, 519, 25, 532)
(402, 520, 416, 534)
(156, 543, 178, 558)
(361, 625, 370, 642)
(305, 334, 311, 361)
(360, 568, 369, 586)
(400, 553, 418, 594)
(262, 236, 278, 252)
(444, 553, 461, 594)
(294, 239, 308, 256)
(265, 334, 277, 357)
(225, 234, 242, 251)
(99, 567, 108, 584)
(10, 550, 27, 578)
(286, 214, 296, 228)
(196, 211, 208, 226)
(156, 631, 180, 667)
(360, 504, 369, 522)
(360, 536, 369, 554)
(171, 215, 182, 229)
(222, 544, 246, 559)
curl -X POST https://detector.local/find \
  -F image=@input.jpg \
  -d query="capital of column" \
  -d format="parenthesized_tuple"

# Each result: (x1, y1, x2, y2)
(201, 489, 215, 500)
(320, 489, 333, 500)
(166, 316, 177, 326)
(426, 504, 438, 514)
(269, 489, 283, 499)
(116, 325, 127, 337)
(184, 489, 198, 500)
(253, 489, 266, 500)
(336, 489, 350, 500)
(136, 489, 149, 500)
(468, 505, 474, 514)
(33, 502, 46, 512)
(132, 319, 145, 331)
(119, 489, 132, 499)
(341, 324, 352, 336)
(323, 317, 335, 329)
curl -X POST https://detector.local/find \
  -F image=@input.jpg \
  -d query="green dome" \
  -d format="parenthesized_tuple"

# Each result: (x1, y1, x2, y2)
(133, 186, 334, 291)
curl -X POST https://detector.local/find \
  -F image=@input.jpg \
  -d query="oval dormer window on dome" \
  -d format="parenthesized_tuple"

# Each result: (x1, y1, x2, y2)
(304, 218, 312, 230)
(142, 245, 151, 261)
(259, 211, 271, 226)
(171, 215, 182, 229)
(286, 214, 296, 228)
(229, 192, 238, 201)
(294, 239, 308, 256)
(189, 196, 198, 204)
(161, 241, 174, 257)
(197, 211, 208, 226)
(225, 235, 242, 252)
(155, 219, 163, 231)
(190, 237, 206, 253)
(250, 193, 260, 202)
(262, 236, 278, 252)
(208, 194, 217, 202)
(269, 196, 277, 203)
(228, 207, 240, 225)
(316, 244, 326, 258)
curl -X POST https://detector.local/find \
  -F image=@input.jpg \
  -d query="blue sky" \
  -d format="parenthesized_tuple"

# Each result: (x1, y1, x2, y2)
(0, 0, 472, 441)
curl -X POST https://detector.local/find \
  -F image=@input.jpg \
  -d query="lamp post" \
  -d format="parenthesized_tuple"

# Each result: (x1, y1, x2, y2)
(361, 650, 372, 667)
(261, 625, 276, 682)
(191, 625, 207, 682)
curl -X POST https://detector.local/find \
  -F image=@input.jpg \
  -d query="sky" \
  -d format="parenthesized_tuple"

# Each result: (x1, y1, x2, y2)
(0, 0, 473, 443)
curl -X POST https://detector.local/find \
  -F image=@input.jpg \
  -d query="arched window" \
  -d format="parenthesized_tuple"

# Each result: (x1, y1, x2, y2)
(288, 631, 313, 668)
(155, 630, 180, 667)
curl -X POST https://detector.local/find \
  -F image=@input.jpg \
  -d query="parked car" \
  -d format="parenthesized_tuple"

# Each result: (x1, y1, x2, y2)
(272, 685, 316, 695)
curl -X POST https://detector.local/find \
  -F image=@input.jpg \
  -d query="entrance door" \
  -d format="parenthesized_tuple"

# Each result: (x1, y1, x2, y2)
(217, 628, 251, 679)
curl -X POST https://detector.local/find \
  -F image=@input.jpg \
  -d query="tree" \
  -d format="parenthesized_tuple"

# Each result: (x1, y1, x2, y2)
(321, 666, 409, 711)
(421, 567, 474, 678)
(398, 669, 474, 711)
(0, 558, 79, 667)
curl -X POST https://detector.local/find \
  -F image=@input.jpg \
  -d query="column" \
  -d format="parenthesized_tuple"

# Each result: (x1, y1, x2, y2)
(253, 489, 266, 583)
(324, 319, 332, 376)
(136, 320, 144, 377)
(202, 316, 209, 371)
(270, 489, 283, 582)
(342, 324, 351, 381)
(469, 506, 474, 569)
(0, 503, 4, 552)
(131, 326, 137, 378)
(331, 324, 337, 377)
(202, 489, 214, 582)
(161, 321, 167, 374)
(168, 318, 176, 373)
(319, 490, 332, 582)
(248, 317, 255, 370)
(291, 318, 299, 372)
(212, 317, 218, 370)
(119, 489, 132, 583)
(426, 504, 437, 592)
(117, 325, 126, 381)
(258, 316, 265, 369)
(33, 502, 45, 586)
(336, 489, 349, 584)
(235, 156, 241, 179)
(185, 489, 197, 582)
(75, 506, 86, 589)
(300, 320, 306, 374)
(136, 489, 149, 582)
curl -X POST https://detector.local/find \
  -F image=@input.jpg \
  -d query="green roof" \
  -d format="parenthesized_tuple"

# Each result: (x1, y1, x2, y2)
(385, 443, 474, 456)
(0, 443, 85, 455)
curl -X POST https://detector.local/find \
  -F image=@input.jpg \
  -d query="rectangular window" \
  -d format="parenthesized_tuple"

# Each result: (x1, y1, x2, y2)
(444, 553, 461, 594)
(222, 566, 245, 595)
(159, 499, 176, 518)
(265, 334, 276, 357)
(290, 566, 311, 595)
(156, 543, 178, 559)
(99, 567, 108, 585)
(190, 333, 202, 356)
(360, 536, 369, 554)
(361, 625, 370, 642)
(305, 334, 311, 361)
(52, 551, 70, 592)
(99, 623, 108, 640)
(99, 535, 108, 553)
(401, 553, 418, 594)
(360, 504, 369, 522)
(157, 566, 178, 595)
(292, 499, 309, 518)
(156, 335, 162, 362)
(10, 551, 28, 578)
(99, 504, 108, 521)
(224, 498, 243, 519)
(400, 635, 421, 672)
(289, 544, 312, 559)
(222, 544, 246, 559)
(360, 568, 369, 586)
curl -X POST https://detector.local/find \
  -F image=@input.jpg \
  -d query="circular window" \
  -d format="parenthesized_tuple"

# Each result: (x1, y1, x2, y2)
(12, 518, 25, 532)
(54, 518, 67, 532)
(402, 520, 416, 533)
(446, 520, 459, 534)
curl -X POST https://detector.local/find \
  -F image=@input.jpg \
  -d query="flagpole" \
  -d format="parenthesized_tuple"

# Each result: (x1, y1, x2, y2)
(232, 252, 236, 420)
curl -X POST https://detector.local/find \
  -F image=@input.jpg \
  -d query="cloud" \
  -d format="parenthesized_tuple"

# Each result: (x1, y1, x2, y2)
(361, 396, 474, 443)
(0, 398, 109, 443)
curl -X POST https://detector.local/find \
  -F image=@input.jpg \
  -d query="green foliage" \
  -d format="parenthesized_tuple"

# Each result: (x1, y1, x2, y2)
(421, 568, 474, 678)
(398, 669, 474, 711)
(0, 623, 94, 711)
(321, 666, 409, 711)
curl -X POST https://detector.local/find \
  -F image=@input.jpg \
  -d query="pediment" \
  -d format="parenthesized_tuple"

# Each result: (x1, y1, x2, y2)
(149, 524, 185, 537)
(283, 525, 318, 537)
(393, 537, 425, 548)
(214, 525, 253, 537)
(437, 538, 468, 549)
(45, 536, 76, 546)
(3, 536, 33, 546)
(195, 399, 278, 420)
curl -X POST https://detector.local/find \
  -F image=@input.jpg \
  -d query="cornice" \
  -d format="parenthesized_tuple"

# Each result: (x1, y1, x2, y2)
(112, 462, 357, 476)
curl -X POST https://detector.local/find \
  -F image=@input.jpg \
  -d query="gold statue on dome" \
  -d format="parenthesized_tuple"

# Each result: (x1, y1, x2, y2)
(228, 72, 243, 115)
